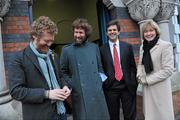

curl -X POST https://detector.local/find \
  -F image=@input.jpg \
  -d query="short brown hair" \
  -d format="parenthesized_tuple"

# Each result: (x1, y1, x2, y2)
(141, 19, 160, 37)
(30, 16, 58, 39)
(72, 18, 92, 38)
(106, 19, 121, 32)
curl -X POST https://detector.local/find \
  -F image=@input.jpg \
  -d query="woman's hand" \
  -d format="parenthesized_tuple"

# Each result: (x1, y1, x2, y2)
(137, 75, 148, 85)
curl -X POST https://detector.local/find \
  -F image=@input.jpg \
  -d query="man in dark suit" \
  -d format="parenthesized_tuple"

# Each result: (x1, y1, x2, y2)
(9, 16, 71, 120)
(100, 19, 138, 120)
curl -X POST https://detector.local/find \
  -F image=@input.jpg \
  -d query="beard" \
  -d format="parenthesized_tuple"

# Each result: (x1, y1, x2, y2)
(36, 44, 49, 53)
(74, 38, 87, 46)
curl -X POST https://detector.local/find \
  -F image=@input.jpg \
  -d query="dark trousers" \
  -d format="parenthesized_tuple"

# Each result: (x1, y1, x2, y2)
(104, 87, 136, 120)
(51, 112, 67, 120)
(51, 104, 67, 120)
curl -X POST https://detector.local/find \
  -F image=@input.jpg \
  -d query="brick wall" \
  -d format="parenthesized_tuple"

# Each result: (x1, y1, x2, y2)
(120, 19, 141, 64)
(2, 0, 31, 85)
(173, 91, 180, 118)
(110, 7, 141, 64)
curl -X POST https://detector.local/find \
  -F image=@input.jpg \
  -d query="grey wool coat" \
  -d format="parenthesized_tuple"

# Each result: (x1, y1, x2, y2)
(60, 41, 110, 120)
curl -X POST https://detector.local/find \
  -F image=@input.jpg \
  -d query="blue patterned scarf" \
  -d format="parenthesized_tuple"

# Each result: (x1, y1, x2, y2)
(30, 42, 66, 114)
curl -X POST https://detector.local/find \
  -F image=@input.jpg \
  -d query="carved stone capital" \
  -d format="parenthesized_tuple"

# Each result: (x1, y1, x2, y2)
(154, 0, 176, 22)
(123, 0, 160, 22)
(122, 0, 133, 6)
(0, 0, 11, 18)
(103, 0, 115, 9)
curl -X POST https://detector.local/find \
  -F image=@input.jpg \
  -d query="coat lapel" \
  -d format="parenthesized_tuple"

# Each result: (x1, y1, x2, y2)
(119, 42, 123, 63)
(25, 46, 44, 75)
(150, 39, 160, 53)
(106, 43, 114, 68)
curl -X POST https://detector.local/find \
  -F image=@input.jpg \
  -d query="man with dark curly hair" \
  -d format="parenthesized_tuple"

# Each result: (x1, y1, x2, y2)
(9, 16, 71, 120)
(60, 18, 110, 120)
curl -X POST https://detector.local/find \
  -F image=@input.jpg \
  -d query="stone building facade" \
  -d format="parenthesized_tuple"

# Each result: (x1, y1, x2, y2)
(0, 0, 179, 119)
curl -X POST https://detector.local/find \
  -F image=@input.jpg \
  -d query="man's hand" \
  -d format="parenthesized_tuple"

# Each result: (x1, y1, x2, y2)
(48, 89, 68, 101)
(63, 86, 71, 98)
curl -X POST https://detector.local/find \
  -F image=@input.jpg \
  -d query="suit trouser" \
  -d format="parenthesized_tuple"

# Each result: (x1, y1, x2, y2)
(104, 88, 136, 120)
(51, 105, 67, 120)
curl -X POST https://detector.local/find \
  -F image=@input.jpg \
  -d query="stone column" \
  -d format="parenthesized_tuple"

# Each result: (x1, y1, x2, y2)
(122, 0, 160, 22)
(0, 0, 10, 93)
(0, 18, 7, 94)
(0, 0, 21, 119)
(0, 0, 11, 103)
(0, 16, 13, 117)
(122, 0, 161, 38)
(154, 0, 176, 41)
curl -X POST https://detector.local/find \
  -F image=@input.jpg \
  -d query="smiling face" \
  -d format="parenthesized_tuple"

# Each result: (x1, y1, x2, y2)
(74, 28, 86, 44)
(107, 25, 120, 42)
(33, 30, 55, 53)
(143, 26, 157, 41)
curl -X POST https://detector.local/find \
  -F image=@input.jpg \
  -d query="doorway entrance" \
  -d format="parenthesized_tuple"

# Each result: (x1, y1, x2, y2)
(32, 0, 109, 54)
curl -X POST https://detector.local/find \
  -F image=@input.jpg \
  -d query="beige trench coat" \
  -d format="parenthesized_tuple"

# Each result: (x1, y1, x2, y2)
(137, 39, 175, 120)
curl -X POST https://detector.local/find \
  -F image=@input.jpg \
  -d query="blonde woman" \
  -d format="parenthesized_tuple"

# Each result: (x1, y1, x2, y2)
(137, 20, 175, 120)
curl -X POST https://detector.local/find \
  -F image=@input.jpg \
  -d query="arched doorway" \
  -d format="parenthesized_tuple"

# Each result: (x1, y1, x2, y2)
(32, 0, 110, 54)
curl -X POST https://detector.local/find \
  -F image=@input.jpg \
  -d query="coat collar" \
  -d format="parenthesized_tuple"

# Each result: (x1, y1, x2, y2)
(24, 45, 61, 85)
(105, 43, 114, 67)
(150, 38, 161, 53)
(119, 42, 124, 59)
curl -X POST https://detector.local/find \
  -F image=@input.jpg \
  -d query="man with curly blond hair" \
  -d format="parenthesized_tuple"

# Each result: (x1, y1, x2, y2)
(9, 16, 71, 120)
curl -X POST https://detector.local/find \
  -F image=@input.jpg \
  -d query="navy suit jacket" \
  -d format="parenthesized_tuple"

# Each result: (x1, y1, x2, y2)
(100, 41, 138, 95)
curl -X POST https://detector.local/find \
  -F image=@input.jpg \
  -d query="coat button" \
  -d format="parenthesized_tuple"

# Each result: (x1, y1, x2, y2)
(81, 83, 85, 87)
(92, 97, 95, 101)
